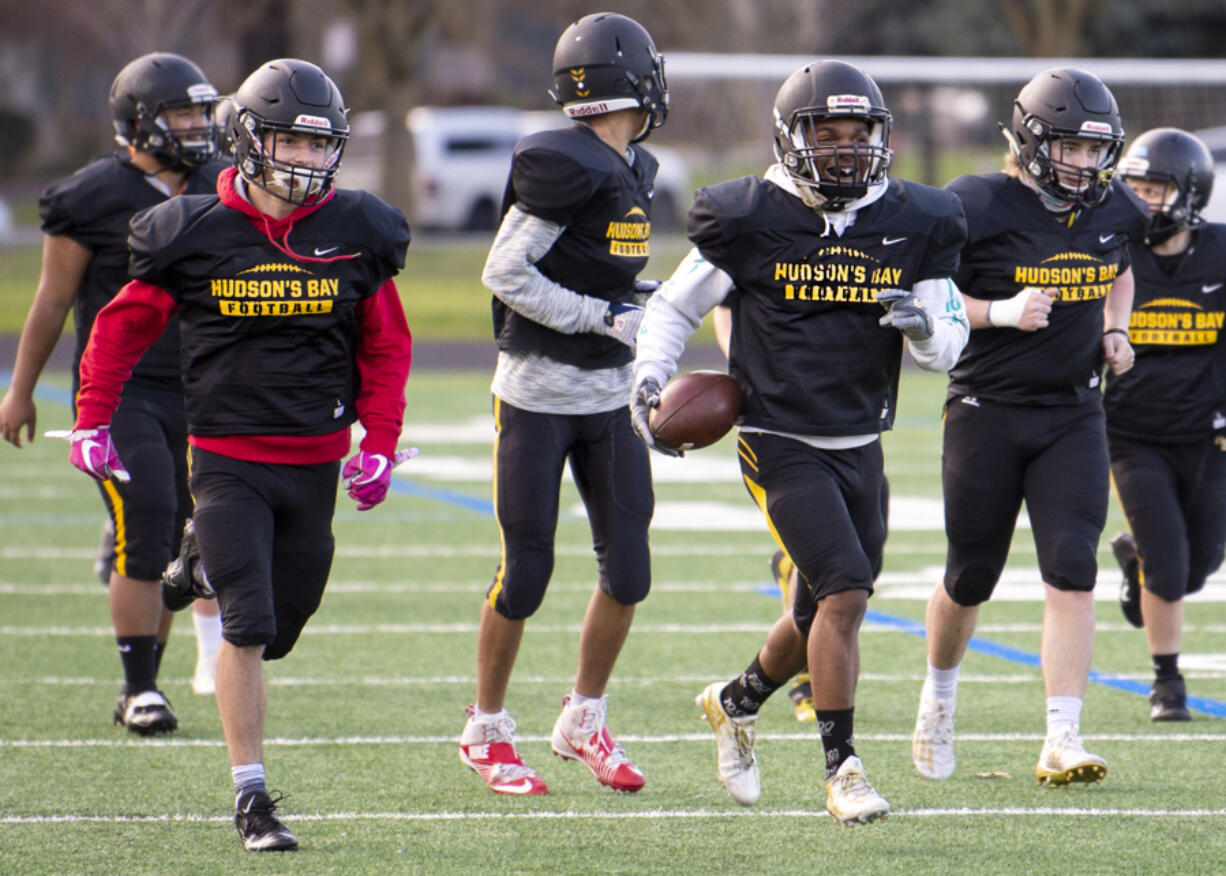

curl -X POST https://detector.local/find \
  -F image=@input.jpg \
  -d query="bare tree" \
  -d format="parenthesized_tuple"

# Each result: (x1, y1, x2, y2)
(999, 0, 1103, 56)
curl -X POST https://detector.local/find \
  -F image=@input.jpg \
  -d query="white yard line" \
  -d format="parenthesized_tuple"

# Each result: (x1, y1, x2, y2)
(4, 806, 1225, 825)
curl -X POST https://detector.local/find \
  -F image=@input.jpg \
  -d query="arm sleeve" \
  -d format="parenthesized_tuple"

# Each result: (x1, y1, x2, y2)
(75, 280, 176, 428)
(633, 247, 735, 387)
(905, 276, 970, 373)
(481, 204, 608, 334)
(354, 279, 413, 457)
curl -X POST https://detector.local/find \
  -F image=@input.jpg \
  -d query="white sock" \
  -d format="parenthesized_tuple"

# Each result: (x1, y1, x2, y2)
(232, 762, 266, 795)
(569, 690, 604, 707)
(192, 609, 222, 660)
(472, 706, 508, 721)
(1045, 696, 1082, 736)
(925, 663, 960, 701)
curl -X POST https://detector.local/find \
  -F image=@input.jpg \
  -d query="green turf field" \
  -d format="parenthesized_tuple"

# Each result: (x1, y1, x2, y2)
(3, 369, 1226, 874)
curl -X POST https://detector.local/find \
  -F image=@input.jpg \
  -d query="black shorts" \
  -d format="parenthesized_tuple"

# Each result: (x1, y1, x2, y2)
(95, 384, 191, 581)
(188, 447, 339, 660)
(943, 396, 1108, 605)
(487, 397, 653, 621)
(1109, 433, 1226, 601)
(737, 431, 885, 636)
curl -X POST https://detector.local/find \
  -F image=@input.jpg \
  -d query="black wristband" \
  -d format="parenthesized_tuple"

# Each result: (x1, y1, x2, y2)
(1104, 328, 1129, 338)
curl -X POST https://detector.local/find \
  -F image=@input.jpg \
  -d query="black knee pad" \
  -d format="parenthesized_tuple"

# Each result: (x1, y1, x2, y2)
(945, 566, 998, 606)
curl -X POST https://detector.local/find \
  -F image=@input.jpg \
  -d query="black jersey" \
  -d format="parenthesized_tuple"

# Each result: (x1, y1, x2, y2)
(946, 173, 1149, 405)
(128, 178, 410, 438)
(1104, 223, 1226, 442)
(689, 176, 966, 435)
(39, 151, 222, 390)
(492, 124, 659, 369)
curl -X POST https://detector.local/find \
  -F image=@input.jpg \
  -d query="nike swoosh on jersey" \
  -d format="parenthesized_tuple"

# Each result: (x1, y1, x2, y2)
(882, 236, 906, 246)
(314, 246, 339, 256)
(1099, 234, 1116, 244)
(1203, 283, 1224, 294)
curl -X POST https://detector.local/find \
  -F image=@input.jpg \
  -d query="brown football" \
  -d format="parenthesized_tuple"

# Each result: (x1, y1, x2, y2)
(648, 370, 742, 451)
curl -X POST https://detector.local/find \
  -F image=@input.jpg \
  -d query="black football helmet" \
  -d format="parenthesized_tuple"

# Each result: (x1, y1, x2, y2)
(1002, 67, 1124, 209)
(109, 53, 218, 170)
(548, 12, 668, 142)
(771, 60, 892, 211)
(231, 59, 349, 205)
(1118, 127, 1214, 244)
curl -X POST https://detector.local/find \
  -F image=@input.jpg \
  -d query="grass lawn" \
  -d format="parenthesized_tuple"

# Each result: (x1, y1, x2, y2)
(3, 369, 1226, 873)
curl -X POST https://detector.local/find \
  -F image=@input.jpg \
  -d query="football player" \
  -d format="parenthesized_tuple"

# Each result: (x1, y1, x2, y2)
(1106, 128, 1226, 722)
(0, 53, 224, 733)
(632, 60, 969, 824)
(458, 12, 668, 797)
(63, 59, 413, 852)
(911, 68, 1149, 786)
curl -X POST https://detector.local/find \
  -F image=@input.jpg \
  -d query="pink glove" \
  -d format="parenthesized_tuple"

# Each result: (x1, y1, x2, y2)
(53, 426, 131, 483)
(341, 447, 418, 510)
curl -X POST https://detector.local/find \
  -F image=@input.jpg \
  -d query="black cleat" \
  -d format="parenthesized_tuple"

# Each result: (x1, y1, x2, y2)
(1150, 677, 1192, 722)
(161, 518, 214, 611)
(235, 789, 298, 852)
(1110, 532, 1144, 629)
(113, 689, 178, 735)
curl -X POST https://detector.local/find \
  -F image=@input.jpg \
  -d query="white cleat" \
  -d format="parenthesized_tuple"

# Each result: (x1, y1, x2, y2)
(1035, 724, 1107, 786)
(912, 691, 956, 779)
(825, 756, 889, 826)
(695, 682, 760, 806)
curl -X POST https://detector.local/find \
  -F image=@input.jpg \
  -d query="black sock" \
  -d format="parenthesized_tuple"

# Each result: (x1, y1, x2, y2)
(117, 636, 158, 695)
(817, 706, 856, 779)
(721, 654, 784, 717)
(153, 640, 166, 676)
(1152, 652, 1181, 682)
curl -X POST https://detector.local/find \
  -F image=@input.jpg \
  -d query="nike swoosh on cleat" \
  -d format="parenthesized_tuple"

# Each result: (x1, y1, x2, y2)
(882, 236, 906, 246)
(1099, 234, 1115, 244)
(314, 246, 339, 256)
(1203, 283, 1223, 294)
(497, 778, 538, 794)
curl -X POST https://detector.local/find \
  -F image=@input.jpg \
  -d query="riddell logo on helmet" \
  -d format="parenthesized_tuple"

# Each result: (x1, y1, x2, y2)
(187, 83, 218, 103)
(827, 94, 870, 112)
(1080, 121, 1114, 135)
(567, 103, 610, 117)
(293, 114, 332, 130)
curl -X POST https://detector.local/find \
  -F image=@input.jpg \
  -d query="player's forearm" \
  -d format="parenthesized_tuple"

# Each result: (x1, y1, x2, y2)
(7, 298, 74, 398)
(907, 277, 970, 372)
(1103, 268, 1134, 332)
(635, 247, 731, 384)
(482, 204, 608, 334)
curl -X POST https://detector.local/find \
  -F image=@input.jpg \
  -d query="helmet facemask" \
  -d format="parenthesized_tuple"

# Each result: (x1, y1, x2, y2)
(236, 110, 346, 206)
(128, 84, 219, 170)
(1119, 159, 1197, 245)
(774, 104, 891, 211)
(1007, 114, 1123, 210)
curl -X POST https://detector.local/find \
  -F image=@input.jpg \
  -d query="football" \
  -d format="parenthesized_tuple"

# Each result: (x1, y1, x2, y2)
(649, 370, 742, 452)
